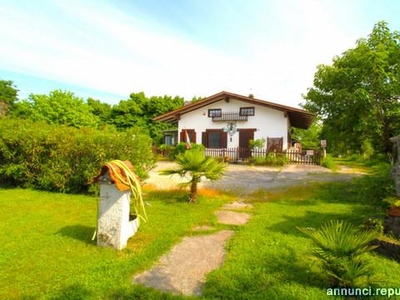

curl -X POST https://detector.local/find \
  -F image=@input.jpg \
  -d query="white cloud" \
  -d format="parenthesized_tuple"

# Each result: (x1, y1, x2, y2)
(0, 0, 395, 106)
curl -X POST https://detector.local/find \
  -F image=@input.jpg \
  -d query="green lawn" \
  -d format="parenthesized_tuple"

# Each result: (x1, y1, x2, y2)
(1, 170, 400, 299)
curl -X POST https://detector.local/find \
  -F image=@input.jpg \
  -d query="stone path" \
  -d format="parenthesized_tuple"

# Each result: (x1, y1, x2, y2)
(132, 201, 253, 296)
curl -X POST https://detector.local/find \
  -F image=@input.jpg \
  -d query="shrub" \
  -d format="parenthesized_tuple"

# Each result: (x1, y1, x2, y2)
(354, 162, 395, 207)
(298, 220, 380, 288)
(250, 153, 288, 166)
(0, 118, 156, 193)
(169, 142, 205, 159)
(321, 154, 337, 170)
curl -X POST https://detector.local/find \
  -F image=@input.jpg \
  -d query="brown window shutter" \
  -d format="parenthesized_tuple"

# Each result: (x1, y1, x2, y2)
(181, 129, 196, 144)
(221, 131, 228, 148)
(191, 130, 196, 144)
(202, 131, 208, 147)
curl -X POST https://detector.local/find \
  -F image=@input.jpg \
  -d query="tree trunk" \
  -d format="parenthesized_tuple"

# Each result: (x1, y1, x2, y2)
(189, 180, 198, 203)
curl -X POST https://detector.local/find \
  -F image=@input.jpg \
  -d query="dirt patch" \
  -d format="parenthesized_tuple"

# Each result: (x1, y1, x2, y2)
(133, 230, 234, 296)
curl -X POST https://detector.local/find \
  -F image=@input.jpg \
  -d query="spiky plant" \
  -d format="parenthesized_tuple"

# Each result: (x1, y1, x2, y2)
(297, 220, 380, 287)
(159, 149, 226, 203)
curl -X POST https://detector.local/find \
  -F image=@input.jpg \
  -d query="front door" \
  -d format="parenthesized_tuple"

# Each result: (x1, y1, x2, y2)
(239, 129, 255, 158)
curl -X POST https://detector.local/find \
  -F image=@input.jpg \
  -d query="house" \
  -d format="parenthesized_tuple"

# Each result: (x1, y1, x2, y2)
(154, 91, 314, 158)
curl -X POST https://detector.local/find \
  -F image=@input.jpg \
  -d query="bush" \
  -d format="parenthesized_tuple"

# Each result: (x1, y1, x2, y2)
(169, 142, 205, 159)
(321, 154, 337, 170)
(249, 153, 288, 166)
(0, 118, 156, 193)
(354, 162, 395, 207)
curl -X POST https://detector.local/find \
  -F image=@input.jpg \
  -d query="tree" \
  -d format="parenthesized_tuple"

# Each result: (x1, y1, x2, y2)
(87, 98, 112, 124)
(0, 80, 18, 117)
(303, 21, 400, 155)
(12, 90, 100, 128)
(159, 149, 226, 203)
(291, 120, 322, 149)
(109, 92, 184, 143)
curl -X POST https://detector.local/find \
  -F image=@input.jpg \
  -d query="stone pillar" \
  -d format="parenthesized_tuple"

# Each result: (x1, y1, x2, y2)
(390, 135, 400, 196)
(386, 135, 400, 238)
(97, 183, 139, 250)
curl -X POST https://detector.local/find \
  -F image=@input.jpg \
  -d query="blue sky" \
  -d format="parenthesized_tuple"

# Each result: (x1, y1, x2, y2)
(1, 0, 399, 107)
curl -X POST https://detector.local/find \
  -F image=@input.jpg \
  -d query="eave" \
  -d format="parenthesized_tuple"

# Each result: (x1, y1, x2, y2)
(153, 91, 315, 129)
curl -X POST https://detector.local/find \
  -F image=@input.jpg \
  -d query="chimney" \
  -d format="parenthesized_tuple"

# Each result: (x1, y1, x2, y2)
(248, 94, 254, 98)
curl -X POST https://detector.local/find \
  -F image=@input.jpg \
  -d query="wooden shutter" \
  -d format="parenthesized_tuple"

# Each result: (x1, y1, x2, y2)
(202, 131, 208, 147)
(180, 129, 196, 144)
(267, 137, 283, 152)
(221, 131, 228, 148)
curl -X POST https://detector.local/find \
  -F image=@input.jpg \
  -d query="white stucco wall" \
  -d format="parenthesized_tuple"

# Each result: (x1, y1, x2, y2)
(178, 99, 290, 149)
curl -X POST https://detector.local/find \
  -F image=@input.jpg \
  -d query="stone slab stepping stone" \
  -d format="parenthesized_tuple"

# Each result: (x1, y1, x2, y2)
(222, 201, 254, 210)
(133, 230, 234, 296)
(215, 210, 252, 225)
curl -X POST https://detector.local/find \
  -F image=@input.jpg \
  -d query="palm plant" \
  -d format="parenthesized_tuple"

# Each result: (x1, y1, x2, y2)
(297, 220, 380, 287)
(159, 149, 226, 203)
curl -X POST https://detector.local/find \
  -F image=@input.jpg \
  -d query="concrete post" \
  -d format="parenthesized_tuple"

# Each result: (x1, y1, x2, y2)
(390, 135, 400, 196)
(97, 183, 139, 250)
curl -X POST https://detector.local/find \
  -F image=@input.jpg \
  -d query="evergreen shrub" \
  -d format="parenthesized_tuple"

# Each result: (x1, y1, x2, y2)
(0, 118, 156, 193)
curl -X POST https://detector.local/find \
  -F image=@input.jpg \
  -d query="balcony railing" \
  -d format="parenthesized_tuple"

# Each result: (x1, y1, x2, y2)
(212, 112, 248, 121)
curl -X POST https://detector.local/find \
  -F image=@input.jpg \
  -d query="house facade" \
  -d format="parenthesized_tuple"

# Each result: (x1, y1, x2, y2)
(154, 91, 314, 154)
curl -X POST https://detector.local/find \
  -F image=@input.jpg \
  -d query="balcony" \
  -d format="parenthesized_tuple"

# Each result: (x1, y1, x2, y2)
(212, 112, 248, 122)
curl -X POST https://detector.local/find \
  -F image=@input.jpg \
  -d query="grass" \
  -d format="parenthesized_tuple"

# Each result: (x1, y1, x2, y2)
(1, 166, 400, 299)
(203, 182, 400, 299)
(0, 188, 228, 299)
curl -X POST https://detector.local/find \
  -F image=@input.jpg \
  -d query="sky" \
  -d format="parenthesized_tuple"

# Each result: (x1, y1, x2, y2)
(1, 0, 399, 108)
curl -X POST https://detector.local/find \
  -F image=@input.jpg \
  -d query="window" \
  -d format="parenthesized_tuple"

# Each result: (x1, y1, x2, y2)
(208, 109, 222, 117)
(164, 135, 175, 146)
(202, 130, 227, 148)
(209, 132, 221, 148)
(239, 107, 255, 116)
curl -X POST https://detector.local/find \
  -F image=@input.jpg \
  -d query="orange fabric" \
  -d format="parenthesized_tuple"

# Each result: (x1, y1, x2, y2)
(106, 160, 135, 191)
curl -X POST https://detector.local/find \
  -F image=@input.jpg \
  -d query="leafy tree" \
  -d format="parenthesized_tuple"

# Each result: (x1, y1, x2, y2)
(159, 149, 226, 203)
(303, 21, 400, 155)
(190, 95, 204, 103)
(12, 90, 100, 128)
(87, 98, 112, 124)
(109, 92, 184, 143)
(291, 121, 322, 149)
(109, 92, 146, 130)
(0, 80, 18, 117)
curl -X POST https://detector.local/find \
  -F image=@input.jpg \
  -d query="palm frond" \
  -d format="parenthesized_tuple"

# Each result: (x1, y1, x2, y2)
(298, 220, 380, 287)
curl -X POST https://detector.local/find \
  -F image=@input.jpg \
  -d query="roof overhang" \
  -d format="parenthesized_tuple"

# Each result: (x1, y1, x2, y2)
(153, 91, 314, 129)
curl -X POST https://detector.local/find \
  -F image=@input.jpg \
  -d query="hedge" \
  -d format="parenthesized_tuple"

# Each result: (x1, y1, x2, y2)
(0, 118, 156, 193)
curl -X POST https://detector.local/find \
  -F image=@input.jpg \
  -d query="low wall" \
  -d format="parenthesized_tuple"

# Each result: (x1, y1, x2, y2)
(384, 215, 400, 239)
(373, 238, 400, 262)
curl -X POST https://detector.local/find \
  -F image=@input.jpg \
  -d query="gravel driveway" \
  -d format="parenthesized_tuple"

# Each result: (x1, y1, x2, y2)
(144, 161, 361, 194)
